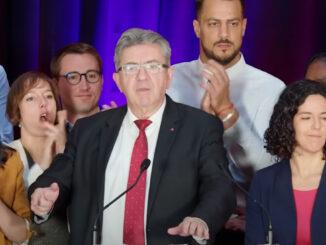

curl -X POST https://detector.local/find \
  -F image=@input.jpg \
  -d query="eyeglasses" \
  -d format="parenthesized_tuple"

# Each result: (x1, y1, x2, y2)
(117, 62, 169, 75)
(61, 70, 101, 85)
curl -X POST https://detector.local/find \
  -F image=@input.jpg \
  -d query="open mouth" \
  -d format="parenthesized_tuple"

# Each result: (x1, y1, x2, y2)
(40, 113, 49, 122)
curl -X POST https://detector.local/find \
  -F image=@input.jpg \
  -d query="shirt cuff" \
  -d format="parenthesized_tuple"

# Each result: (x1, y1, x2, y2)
(33, 213, 50, 224)
(33, 203, 54, 224)
(190, 217, 209, 244)
(193, 235, 208, 244)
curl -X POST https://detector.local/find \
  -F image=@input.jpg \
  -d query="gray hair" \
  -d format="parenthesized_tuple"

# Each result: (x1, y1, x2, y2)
(114, 28, 171, 70)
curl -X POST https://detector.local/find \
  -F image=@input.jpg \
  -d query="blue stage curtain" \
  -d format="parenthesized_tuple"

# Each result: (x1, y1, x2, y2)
(1, 0, 326, 106)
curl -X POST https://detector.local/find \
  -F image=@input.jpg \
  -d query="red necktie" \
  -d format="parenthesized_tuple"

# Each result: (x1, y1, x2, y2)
(123, 119, 152, 245)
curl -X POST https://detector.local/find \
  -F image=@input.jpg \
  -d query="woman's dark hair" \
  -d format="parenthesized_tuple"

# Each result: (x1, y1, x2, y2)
(264, 79, 326, 160)
(0, 144, 14, 166)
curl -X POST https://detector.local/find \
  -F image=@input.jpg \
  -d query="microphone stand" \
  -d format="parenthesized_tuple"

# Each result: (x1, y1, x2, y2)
(92, 159, 151, 245)
(219, 164, 279, 245)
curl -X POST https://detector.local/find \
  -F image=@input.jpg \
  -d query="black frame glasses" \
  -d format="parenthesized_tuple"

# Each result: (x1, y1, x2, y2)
(61, 70, 101, 85)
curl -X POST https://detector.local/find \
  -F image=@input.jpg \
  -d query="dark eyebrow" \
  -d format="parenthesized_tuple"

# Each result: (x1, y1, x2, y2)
(206, 17, 241, 22)
(123, 62, 138, 65)
(297, 112, 326, 115)
(144, 60, 161, 64)
(297, 112, 312, 114)
(123, 60, 161, 65)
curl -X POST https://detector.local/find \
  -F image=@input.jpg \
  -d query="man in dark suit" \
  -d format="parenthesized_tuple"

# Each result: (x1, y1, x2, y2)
(29, 28, 235, 245)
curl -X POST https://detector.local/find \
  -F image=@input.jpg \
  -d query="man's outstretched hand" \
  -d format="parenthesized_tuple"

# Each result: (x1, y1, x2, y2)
(30, 182, 59, 216)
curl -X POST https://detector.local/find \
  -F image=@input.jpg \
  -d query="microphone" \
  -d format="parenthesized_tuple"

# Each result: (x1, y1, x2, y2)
(218, 163, 279, 245)
(92, 158, 151, 245)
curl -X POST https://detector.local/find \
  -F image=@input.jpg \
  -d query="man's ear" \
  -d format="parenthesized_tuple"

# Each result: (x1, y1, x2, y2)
(242, 18, 247, 37)
(99, 75, 104, 85)
(113, 72, 123, 93)
(166, 66, 174, 89)
(193, 19, 201, 38)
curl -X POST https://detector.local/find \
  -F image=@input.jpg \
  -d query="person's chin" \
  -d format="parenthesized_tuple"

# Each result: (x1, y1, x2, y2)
(75, 103, 97, 114)
(137, 97, 156, 109)
(75, 95, 94, 103)
(75, 96, 96, 106)
(214, 49, 233, 59)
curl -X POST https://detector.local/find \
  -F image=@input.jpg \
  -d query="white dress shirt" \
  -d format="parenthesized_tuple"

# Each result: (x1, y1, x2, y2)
(168, 55, 285, 192)
(102, 99, 166, 245)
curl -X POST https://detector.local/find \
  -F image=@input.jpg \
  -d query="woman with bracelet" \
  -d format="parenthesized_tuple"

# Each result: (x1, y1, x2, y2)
(0, 144, 31, 245)
(246, 79, 326, 245)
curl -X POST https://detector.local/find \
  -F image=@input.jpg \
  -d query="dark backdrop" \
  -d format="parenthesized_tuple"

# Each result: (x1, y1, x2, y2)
(1, 0, 325, 105)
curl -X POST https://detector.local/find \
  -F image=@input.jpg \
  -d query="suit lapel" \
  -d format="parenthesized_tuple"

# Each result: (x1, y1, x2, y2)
(95, 107, 127, 212)
(272, 161, 296, 243)
(311, 161, 326, 244)
(147, 96, 181, 218)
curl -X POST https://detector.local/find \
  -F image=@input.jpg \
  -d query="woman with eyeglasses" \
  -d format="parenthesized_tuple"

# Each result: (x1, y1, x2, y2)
(246, 80, 326, 245)
(0, 144, 31, 245)
(6, 71, 69, 245)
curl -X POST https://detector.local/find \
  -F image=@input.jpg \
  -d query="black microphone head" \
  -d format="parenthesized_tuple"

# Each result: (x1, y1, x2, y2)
(140, 159, 151, 172)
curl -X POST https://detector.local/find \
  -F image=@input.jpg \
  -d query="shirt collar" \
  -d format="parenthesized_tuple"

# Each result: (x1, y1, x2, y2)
(197, 57, 205, 70)
(66, 121, 74, 133)
(126, 98, 166, 129)
(225, 53, 246, 78)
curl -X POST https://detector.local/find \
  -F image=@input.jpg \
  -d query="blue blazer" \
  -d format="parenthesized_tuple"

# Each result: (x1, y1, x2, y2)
(245, 159, 326, 245)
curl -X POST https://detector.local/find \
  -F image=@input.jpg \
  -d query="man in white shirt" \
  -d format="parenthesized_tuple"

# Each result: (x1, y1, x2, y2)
(167, 0, 285, 235)
(29, 28, 235, 245)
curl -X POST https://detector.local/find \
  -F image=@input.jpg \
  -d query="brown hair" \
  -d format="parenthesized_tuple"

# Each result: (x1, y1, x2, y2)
(6, 71, 59, 125)
(195, 0, 245, 19)
(50, 42, 103, 78)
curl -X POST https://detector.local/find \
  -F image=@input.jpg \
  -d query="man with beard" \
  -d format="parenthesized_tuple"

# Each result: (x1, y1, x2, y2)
(167, 0, 285, 242)
(50, 43, 116, 131)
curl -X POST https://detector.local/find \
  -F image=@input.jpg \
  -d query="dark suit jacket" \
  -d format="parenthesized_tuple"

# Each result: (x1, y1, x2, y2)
(246, 159, 326, 245)
(29, 96, 235, 245)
